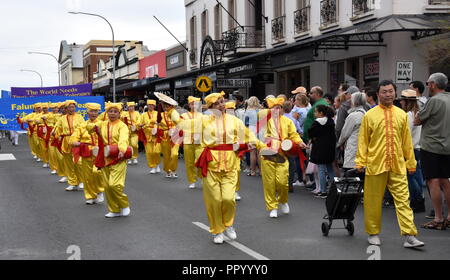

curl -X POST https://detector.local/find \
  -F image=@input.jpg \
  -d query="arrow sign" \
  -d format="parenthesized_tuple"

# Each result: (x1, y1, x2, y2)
(196, 76, 213, 93)
(396, 61, 413, 84)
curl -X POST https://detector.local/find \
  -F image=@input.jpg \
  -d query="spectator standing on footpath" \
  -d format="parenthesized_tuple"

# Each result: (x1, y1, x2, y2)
(414, 73, 450, 230)
(409, 81, 427, 110)
(356, 80, 424, 248)
(302, 86, 329, 143)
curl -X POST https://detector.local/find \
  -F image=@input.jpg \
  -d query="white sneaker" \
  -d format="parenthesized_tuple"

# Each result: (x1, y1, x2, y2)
(105, 212, 121, 218)
(127, 160, 132, 165)
(224, 227, 237, 240)
(368, 235, 381, 246)
(42, 163, 48, 168)
(149, 168, 156, 174)
(85, 199, 95, 205)
(165, 173, 172, 178)
(51, 170, 57, 175)
(213, 233, 224, 244)
(133, 159, 138, 165)
(403, 235, 425, 248)
(33, 155, 37, 159)
(171, 172, 178, 178)
(78, 183, 84, 190)
(292, 180, 302, 187)
(235, 192, 241, 201)
(65, 185, 78, 191)
(280, 203, 290, 214)
(188, 183, 196, 189)
(156, 166, 161, 173)
(95, 193, 104, 203)
(36, 158, 42, 162)
(121, 207, 131, 217)
(59, 177, 67, 183)
(269, 209, 278, 218)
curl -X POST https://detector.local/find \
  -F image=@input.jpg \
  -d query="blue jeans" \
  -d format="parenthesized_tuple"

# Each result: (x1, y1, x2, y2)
(407, 149, 425, 200)
(318, 163, 335, 193)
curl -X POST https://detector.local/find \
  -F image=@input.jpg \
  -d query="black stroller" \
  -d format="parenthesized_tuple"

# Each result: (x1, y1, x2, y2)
(321, 169, 364, 236)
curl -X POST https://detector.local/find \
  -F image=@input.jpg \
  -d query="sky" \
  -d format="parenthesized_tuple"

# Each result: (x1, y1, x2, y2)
(0, 0, 186, 91)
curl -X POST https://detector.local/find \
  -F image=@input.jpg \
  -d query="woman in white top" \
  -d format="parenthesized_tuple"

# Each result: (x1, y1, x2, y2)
(400, 89, 425, 213)
(243, 96, 261, 176)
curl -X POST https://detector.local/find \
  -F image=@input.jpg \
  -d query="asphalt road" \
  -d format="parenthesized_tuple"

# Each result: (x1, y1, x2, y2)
(0, 136, 449, 260)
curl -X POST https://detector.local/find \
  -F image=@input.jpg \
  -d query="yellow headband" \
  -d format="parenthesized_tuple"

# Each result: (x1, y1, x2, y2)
(105, 102, 122, 112)
(188, 96, 201, 104)
(41, 103, 49, 108)
(266, 97, 285, 109)
(225, 101, 236, 109)
(127, 101, 136, 107)
(34, 103, 42, 109)
(86, 103, 101, 111)
(147, 100, 156, 106)
(205, 92, 224, 107)
(49, 103, 58, 109)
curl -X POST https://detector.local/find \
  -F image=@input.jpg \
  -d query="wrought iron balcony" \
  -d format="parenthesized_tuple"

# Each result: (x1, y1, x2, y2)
(294, 6, 310, 34)
(189, 48, 197, 65)
(320, 0, 338, 28)
(429, 0, 450, 4)
(222, 26, 265, 53)
(352, 0, 374, 17)
(272, 15, 286, 43)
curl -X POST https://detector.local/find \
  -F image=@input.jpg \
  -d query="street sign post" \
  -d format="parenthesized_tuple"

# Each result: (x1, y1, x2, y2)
(396, 61, 413, 84)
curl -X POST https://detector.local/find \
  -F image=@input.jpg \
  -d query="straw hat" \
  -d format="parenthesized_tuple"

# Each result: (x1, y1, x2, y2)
(291, 86, 307, 95)
(154, 92, 178, 106)
(401, 89, 418, 100)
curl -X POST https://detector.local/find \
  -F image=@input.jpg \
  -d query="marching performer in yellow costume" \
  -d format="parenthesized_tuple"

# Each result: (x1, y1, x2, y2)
(121, 101, 141, 165)
(55, 100, 85, 191)
(155, 92, 182, 178)
(53, 102, 68, 182)
(225, 101, 242, 201)
(44, 103, 61, 175)
(195, 93, 264, 244)
(69, 103, 105, 205)
(91, 102, 131, 218)
(356, 80, 424, 248)
(36, 102, 50, 168)
(139, 99, 161, 174)
(181, 96, 203, 189)
(260, 97, 306, 218)
(30, 103, 43, 162)
(20, 103, 40, 159)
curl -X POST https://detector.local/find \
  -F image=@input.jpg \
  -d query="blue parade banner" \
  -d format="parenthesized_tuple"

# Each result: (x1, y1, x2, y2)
(0, 96, 105, 131)
(1, 90, 11, 99)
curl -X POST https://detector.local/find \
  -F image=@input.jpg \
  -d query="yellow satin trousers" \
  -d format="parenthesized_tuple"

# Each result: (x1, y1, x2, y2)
(48, 145, 59, 171)
(364, 172, 418, 236)
(144, 141, 161, 168)
(183, 144, 202, 183)
(38, 138, 49, 163)
(101, 161, 129, 213)
(161, 140, 179, 173)
(129, 133, 139, 159)
(202, 170, 237, 234)
(61, 153, 79, 186)
(261, 158, 289, 211)
(81, 159, 105, 200)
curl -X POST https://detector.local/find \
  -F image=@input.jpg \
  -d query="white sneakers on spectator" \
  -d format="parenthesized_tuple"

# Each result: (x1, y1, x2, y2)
(188, 183, 196, 189)
(65, 185, 78, 191)
(368, 235, 381, 246)
(59, 177, 67, 183)
(269, 209, 278, 218)
(280, 203, 290, 214)
(213, 233, 224, 244)
(224, 227, 237, 240)
(403, 235, 425, 248)
(235, 192, 241, 201)
(293, 180, 304, 187)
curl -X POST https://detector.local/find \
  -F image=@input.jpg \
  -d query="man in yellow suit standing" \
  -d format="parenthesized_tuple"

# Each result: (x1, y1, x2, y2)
(55, 100, 85, 191)
(140, 99, 161, 174)
(260, 97, 306, 218)
(36, 102, 50, 168)
(121, 101, 141, 165)
(356, 80, 425, 248)
(181, 96, 203, 189)
(43, 103, 60, 175)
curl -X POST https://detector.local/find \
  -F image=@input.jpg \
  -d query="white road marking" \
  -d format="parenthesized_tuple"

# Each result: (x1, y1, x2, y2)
(192, 221, 270, 260)
(0, 154, 16, 161)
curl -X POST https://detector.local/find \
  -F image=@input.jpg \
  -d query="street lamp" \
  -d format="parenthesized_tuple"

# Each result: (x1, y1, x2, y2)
(20, 69, 43, 87)
(28, 51, 60, 86)
(68, 11, 116, 102)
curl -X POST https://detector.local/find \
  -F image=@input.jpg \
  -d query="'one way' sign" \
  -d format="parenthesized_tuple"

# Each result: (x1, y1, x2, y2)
(396, 61, 414, 84)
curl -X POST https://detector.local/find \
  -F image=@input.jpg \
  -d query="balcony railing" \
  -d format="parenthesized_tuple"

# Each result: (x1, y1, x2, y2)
(189, 48, 197, 65)
(320, 0, 338, 28)
(294, 6, 310, 34)
(222, 26, 265, 52)
(352, 0, 374, 17)
(272, 15, 286, 43)
(429, 0, 450, 4)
